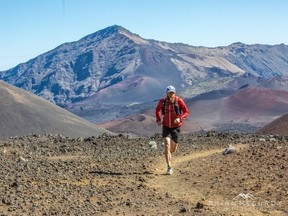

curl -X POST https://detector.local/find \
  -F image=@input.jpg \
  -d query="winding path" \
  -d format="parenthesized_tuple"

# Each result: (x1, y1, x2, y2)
(147, 144, 284, 216)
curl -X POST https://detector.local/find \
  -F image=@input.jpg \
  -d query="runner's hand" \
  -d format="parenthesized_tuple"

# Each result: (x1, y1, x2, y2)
(174, 118, 181, 124)
(157, 121, 161, 126)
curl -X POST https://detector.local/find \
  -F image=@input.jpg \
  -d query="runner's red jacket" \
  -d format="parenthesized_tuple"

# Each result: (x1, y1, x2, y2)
(155, 96, 189, 128)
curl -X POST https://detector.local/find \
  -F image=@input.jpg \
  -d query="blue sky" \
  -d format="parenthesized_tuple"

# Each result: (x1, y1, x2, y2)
(0, 0, 287, 71)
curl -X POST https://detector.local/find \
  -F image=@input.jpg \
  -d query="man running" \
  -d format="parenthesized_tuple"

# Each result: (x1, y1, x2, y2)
(155, 85, 189, 175)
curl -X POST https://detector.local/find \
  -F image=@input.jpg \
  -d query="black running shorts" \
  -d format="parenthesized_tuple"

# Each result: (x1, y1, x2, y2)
(162, 126, 181, 143)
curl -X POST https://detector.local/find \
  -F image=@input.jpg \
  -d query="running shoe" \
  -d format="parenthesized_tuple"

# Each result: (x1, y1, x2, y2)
(166, 167, 173, 175)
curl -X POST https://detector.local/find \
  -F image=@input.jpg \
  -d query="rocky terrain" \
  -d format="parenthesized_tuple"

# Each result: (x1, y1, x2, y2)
(0, 132, 287, 215)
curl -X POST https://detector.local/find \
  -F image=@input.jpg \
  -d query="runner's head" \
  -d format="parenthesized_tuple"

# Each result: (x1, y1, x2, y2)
(166, 85, 176, 100)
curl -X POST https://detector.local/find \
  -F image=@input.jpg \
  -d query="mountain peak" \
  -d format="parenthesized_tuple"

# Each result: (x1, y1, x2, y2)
(104, 25, 149, 45)
(82, 25, 149, 45)
(102, 25, 126, 33)
(83, 25, 125, 39)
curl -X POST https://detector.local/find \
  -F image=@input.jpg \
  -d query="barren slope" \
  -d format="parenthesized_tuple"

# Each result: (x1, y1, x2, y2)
(0, 81, 112, 138)
(257, 113, 288, 136)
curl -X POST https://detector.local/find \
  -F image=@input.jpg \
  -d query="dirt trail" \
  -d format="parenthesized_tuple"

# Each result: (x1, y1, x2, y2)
(148, 144, 285, 216)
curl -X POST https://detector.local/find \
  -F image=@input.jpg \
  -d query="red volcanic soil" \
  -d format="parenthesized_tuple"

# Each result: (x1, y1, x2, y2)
(225, 87, 288, 116)
(98, 111, 202, 137)
(257, 113, 288, 136)
(184, 87, 288, 132)
(98, 113, 159, 136)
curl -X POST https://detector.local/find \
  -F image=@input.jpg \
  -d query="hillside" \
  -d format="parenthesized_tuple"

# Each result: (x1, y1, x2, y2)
(0, 80, 112, 138)
(257, 113, 288, 136)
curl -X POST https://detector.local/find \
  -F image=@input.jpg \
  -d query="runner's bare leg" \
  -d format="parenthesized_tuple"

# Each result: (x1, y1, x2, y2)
(164, 137, 171, 167)
(170, 139, 178, 153)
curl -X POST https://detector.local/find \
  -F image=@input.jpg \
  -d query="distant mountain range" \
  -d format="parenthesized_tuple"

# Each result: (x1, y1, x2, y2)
(1, 25, 288, 135)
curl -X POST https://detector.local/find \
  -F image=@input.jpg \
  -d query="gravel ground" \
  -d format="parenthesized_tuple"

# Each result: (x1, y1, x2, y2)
(0, 132, 287, 215)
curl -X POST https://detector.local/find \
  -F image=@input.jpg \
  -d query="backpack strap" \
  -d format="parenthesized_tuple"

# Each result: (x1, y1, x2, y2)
(161, 98, 166, 115)
(174, 96, 181, 115)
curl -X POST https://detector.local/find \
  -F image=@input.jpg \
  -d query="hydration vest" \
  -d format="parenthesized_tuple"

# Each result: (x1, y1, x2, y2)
(161, 97, 181, 115)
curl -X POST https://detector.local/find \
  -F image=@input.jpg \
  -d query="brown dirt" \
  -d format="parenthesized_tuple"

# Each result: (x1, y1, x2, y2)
(0, 132, 287, 215)
(149, 144, 287, 215)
